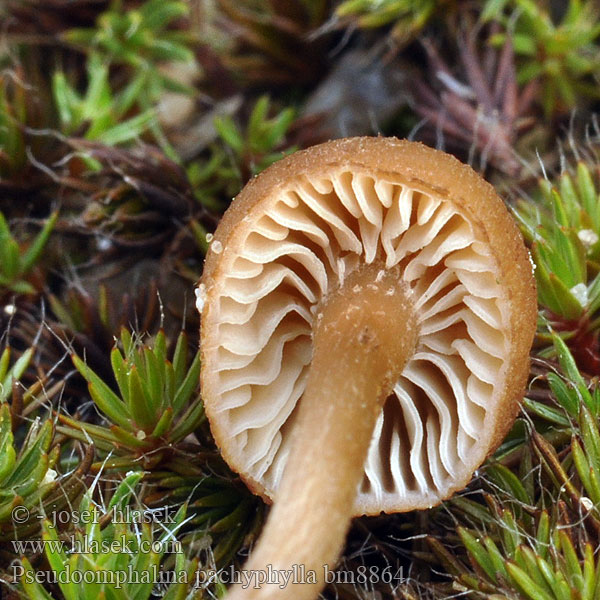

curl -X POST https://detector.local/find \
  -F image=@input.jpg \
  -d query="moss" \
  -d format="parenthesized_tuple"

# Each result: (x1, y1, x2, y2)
(1, 0, 600, 598)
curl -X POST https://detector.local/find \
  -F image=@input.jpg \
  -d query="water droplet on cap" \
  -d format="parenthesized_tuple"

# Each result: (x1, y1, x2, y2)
(195, 283, 207, 313)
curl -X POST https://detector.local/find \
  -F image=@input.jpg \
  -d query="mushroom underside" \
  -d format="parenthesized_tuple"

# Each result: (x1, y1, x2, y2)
(200, 167, 512, 514)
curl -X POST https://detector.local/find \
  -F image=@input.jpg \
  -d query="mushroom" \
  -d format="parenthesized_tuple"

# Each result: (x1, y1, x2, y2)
(197, 137, 536, 599)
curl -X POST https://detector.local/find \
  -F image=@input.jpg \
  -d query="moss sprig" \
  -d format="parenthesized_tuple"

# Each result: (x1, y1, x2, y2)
(0, 405, 93, 543)
(64, 0, 195, 98)
(0, 211, 57, 297)
(514, 158, 600, 368)
(18, 472, 201, 600)
(336, 0, 448, 44)
(52, 54, 157, 146)
(59, 328, 203, 470)
(483, 0, 600, 117)
(188, 95, 296, 212)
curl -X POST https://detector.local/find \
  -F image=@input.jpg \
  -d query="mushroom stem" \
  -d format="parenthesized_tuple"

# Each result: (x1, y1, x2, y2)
(227, 263, 418, 600)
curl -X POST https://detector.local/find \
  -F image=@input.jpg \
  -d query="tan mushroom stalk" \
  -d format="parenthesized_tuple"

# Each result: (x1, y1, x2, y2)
(198, 137, 537, 600)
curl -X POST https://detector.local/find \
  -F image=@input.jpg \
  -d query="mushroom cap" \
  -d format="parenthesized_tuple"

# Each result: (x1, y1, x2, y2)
(198, 137, 536, 516)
